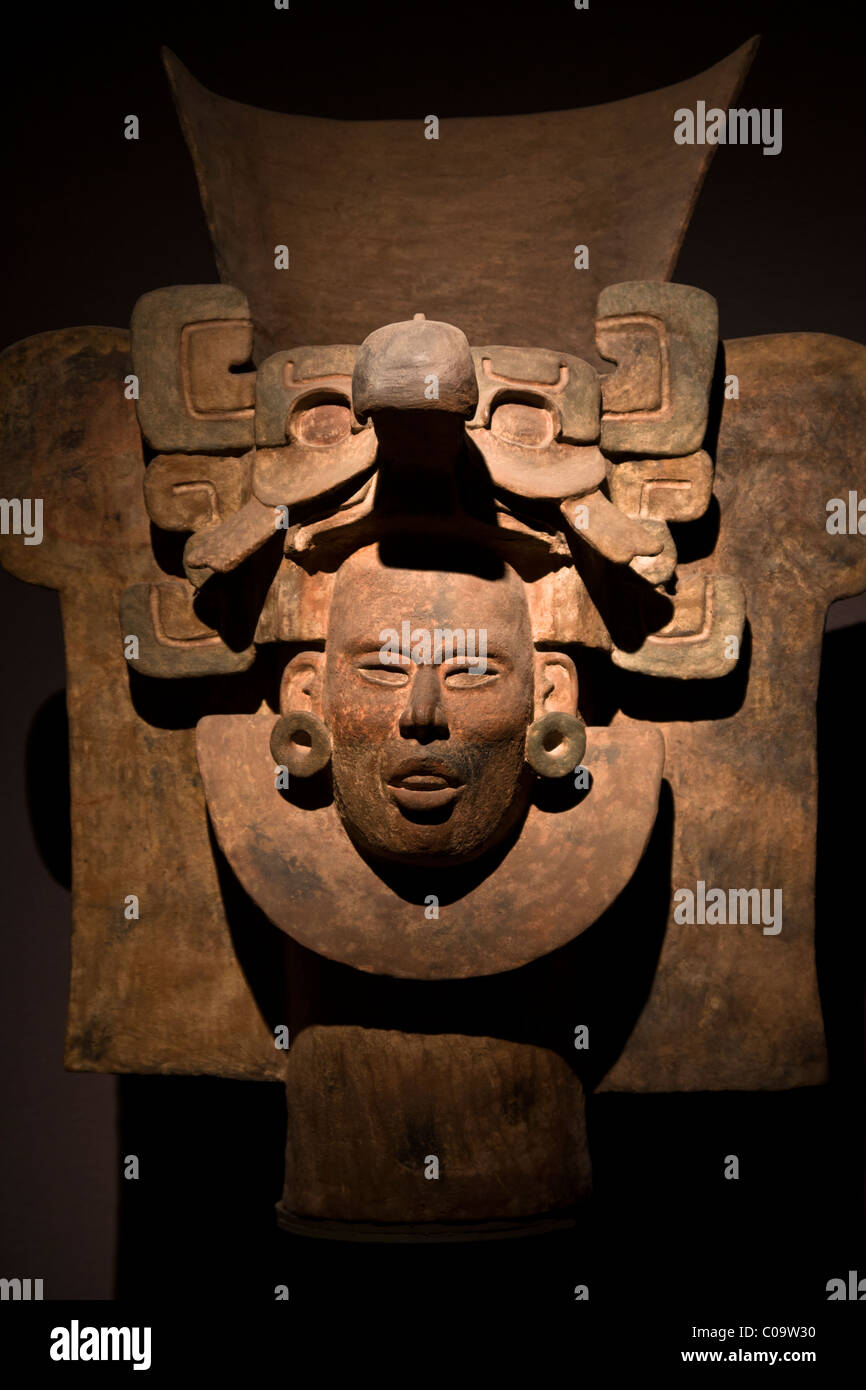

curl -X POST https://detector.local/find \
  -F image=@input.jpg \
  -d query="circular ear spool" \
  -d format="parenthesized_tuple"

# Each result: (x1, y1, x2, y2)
(270, 711, 331, 778)
(525, 712, 587, 779)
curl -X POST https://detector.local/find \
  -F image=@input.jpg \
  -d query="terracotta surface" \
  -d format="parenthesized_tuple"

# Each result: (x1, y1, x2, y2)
(197, 713, 664, 978)
(0, 327, 278, 1079)
(2, 42, 864, 1239)
(2, 325, 862, 1093)
(163, 41, 758, 367)
(278, 1028, 590, 1234)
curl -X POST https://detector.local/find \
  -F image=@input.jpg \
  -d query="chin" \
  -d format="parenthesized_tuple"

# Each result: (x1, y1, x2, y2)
(336, 798, 527, 869)
(372, 837, 487, 868)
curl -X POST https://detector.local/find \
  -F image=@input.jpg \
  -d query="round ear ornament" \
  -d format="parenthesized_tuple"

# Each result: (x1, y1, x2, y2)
(270, 711, 331, 778)
(525, 712, 586, 779)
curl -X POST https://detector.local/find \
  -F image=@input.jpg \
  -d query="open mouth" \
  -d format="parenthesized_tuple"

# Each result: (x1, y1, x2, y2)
(386, 761, 465, 811)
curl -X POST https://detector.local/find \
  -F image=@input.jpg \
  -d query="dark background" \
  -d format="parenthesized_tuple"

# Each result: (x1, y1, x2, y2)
(1, 0, 864, 1323)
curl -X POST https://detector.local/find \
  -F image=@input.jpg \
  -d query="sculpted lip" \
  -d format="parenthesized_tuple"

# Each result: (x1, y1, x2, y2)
(386, 759, 465, 810)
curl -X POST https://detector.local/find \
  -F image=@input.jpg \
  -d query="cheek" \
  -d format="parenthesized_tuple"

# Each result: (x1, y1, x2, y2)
(447, 678, 532, 742)
(325, 670, 403, 743)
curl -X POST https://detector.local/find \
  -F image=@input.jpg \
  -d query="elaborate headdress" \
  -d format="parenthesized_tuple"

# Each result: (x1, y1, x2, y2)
(123, 286, 743, 683)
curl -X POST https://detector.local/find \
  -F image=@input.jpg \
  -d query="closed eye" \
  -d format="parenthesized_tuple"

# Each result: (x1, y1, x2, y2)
(357, 658, 411, 687)
(443, 664, 500, 689)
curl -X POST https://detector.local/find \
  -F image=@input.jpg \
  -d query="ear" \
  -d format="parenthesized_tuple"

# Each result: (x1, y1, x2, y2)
(533, 650, 578, 720)
(280, 650, 326, 716)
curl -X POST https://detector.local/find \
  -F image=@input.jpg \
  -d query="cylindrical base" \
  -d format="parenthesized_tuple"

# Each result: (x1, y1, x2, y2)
(275, 1208, 578, 1243)
(280, 1025, 591, 1241)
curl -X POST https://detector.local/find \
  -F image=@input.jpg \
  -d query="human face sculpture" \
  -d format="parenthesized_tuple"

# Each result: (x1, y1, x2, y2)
(281, 543, 578, 866)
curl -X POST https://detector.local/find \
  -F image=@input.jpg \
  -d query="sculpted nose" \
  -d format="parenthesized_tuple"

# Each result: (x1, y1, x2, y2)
(399, 664, 448, 740)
